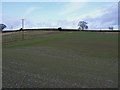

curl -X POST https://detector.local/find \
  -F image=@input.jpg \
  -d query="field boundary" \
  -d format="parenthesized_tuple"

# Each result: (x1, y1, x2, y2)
(2, 29, 119, 42)
(2, 29, 120, 33)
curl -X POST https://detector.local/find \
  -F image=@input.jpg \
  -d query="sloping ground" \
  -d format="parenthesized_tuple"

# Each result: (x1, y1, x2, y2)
(2, 31, 118, 88)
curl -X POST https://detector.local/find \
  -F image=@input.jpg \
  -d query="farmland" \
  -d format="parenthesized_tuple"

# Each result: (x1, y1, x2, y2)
(2, 30, 118, 88)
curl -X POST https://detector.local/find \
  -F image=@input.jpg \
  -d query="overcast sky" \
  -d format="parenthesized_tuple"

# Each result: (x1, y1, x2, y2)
(1, 1, 118, 30)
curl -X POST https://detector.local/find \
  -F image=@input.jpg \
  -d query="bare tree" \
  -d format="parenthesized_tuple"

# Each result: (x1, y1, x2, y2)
(78, 21, 88, 30)
(0, 24, 7, 31)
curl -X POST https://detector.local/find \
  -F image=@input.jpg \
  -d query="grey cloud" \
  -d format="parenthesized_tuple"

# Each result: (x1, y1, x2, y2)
(84, 4, 118, 30)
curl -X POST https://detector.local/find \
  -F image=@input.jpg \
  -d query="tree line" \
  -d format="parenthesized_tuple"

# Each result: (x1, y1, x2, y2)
(0, 21, 114, 31)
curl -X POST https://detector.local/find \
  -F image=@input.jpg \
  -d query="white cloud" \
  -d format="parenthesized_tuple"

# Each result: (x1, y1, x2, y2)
(24, 6, 38, 17)
(55, 3, 118, 30)
(2, 15, 20, 30)
(2, 14, 34, 30)
(59, 2, 86, 15)
(75, 3, 118, 30)
(2, 2, 118, 30)
(31, 20, 78, 29)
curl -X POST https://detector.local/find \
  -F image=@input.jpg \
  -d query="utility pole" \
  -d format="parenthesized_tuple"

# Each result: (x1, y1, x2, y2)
(21, 19, 24, 40)
(22, 19, 24, 29)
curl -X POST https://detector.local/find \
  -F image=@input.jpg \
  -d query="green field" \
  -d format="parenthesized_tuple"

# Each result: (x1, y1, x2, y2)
(2, 31, 118, 88)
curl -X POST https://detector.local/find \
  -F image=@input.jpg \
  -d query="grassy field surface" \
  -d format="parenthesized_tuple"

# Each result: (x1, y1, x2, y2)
(2, 31, 118, 88)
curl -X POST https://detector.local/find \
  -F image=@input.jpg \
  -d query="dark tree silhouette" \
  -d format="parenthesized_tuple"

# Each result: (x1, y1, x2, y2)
(0, 24, 7, 30)
(58, 27, 62, 31)
(109, 26, 113, 30)
(78, 21, 88, 30)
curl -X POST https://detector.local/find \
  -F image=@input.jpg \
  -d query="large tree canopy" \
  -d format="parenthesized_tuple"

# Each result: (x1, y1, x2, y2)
(78, 21, 88, 30)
